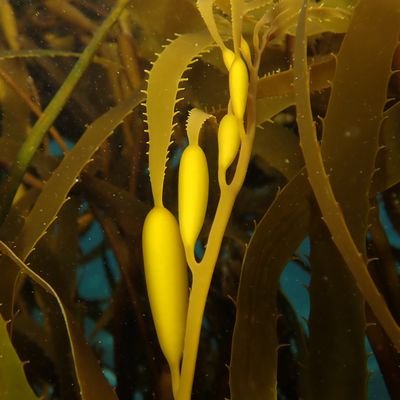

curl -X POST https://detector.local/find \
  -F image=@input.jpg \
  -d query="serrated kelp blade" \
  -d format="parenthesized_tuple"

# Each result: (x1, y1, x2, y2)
(294, 0, 400, 353)
(0, 314, 40, 400)
(320, 0, 400, 340)
(271, 1, 352, 40)
(244, 0, 274, 14)
(0, 241, 119, 400)
(307, 2, 400, 393)
(286, 6, 352, 36)
(29, 199, 80, 306)
(231, 144, 400, 400)
(230, 172, 310, 400)
(186, 107, 215, 145)
(256, 94, 294, 124)
(253, 122, 303, 180)
(197, 0, 225, 49)
(256, 54, 335, 101)
(373, 101, 400, 193)
(323, 0, 357, 7)
(215, 0, 230, 14)
(145, 31, 213, 206)
(29, 200, 81, 399)
(255, 56, 335, 124)
(230, 0, 245, 53)
(13, 92, 144, 261)
(321, 1, 399, 208)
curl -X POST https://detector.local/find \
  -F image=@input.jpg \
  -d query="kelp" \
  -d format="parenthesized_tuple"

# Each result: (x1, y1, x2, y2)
(13, 91, 144, 261)
(0, 0, 130, 224)
(0, 0, 19, 51)
(372, 101, 400, 193)
(230, 171, 310, 400)
(253, 122, 303, 180)
(230, 0, 244, 53)
(1, 0, 400, 399)
(257, 55, 335, 99)
(128, 0, 204, 57)
(0, 91, 143, 398)
(0, 314, 40, 400)
(230, 97, 400, 397)
(255, 55, 335, 125)
(28, 202, 80, 400)
(197, 0, 226, 50)
(0, 56, 31, 144)
(230, 2, 400, 398)
(144, 30, 213, 206)
(304, 0, 400, 396)
(185, 107, 215, 144)
(293, 0, 400, 351)
(0, 241, 119, 400)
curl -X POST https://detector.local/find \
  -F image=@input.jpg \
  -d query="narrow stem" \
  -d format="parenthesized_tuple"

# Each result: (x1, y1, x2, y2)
(171, 363, 181, 399)
(176, 274, 210, 400)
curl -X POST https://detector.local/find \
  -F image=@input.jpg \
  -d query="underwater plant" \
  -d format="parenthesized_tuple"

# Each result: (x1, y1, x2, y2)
(0, 0, 400, 399)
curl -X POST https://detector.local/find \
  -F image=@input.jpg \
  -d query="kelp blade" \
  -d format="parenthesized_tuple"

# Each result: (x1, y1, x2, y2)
(0, 314, 40, 400)
(14, 92, 144, 261)
(1, 93, 143, 400)
(0, 241, 119, 400)
(230, 172, 310, 400)
(306, 0, 400, 397)
(145, 30, 213, 206)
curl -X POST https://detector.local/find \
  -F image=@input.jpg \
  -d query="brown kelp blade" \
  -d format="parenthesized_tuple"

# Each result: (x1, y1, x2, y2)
(230, 171, 310, 400)
(0, 313, 40, 400)
(0, 241, 119, 400)
(294, 0, 400, 350)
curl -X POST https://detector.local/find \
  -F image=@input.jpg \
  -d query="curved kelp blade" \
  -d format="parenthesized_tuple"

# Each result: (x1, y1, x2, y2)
(0, 241, 118, 400)
(230, 0, 244, 53)
(13, 92, 144, 261)
(294, 0, 400, 386)
(197, 0, 225, 50)
(270, 0, 353, 40)
(230, 110, 400, 398)
(186, 107, 215, 145)
(287, 5, 352, 36)
(144, 30, 213, 206)
(253, 121, 303, 181)
(244, 0, 273, 14)
(256, 55, 335, 124)
(257, 55, 335, 99)
(230, 172, 310, 400)
(230, 108, 400, 397)
(0, 314, 40, 400)
(372, 101, 400, 193)
(304, 0, 400, 396)
(0, 0, 130, 224)
(0, 94, 144, 400)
